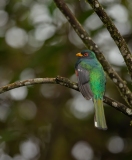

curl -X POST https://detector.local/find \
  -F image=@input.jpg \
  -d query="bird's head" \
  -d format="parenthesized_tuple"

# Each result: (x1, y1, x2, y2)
(76, 50, 96, 59)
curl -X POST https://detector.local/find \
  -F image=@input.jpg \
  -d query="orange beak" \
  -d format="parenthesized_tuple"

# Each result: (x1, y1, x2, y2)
(76, 53, 83, 57)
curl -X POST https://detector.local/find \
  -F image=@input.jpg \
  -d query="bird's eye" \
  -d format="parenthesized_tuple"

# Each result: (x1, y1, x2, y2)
(84, 53, 88, 56)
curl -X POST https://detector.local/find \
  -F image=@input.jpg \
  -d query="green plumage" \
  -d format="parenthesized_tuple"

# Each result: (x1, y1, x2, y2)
(75, 50, 107, 130)
(94, 99, 107, 129)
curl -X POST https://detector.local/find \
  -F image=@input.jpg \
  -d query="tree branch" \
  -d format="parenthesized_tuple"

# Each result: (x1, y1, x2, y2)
(0, 78, 56, 93)
(53, 0, 132, 107)
(0, 76, 132, 119)
(87, 0, 132, 79)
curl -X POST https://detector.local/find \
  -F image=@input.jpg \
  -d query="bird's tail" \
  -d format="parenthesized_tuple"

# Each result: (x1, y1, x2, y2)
(94, 98, 107, 130)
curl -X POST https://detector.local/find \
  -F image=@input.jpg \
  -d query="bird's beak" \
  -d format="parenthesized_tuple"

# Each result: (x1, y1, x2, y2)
(76, 53, 83, 57)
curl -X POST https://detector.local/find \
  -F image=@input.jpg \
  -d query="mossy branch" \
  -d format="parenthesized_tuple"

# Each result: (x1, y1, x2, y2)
(87, 0, 132, 79)
(0, 76, 132, 118)
(53, 0, 132, 107)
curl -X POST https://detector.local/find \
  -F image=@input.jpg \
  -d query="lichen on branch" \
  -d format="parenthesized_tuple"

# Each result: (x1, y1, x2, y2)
(86, 0, 132, 79)
(0, 76, 131, 119)
(53, 0, 132, 107)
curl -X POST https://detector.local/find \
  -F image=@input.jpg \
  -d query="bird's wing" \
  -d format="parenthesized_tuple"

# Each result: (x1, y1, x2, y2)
(75, 64, 93, 100)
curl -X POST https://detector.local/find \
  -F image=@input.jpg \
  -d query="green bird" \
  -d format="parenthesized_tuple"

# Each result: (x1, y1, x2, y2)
(75, 50, 107, 130)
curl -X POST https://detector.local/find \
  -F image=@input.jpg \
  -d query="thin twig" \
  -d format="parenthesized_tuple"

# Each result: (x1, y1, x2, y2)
(53, 0, 132, 107)
(0, 76, 132, 118)
(87, 0, 132, 79)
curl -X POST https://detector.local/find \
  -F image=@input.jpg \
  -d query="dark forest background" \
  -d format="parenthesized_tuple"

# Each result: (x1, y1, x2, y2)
(0, 0, 132, 160)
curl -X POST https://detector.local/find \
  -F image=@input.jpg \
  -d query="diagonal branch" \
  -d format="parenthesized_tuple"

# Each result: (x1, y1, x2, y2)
(87, 0, 132, 79)
(0, 76, 132, 118)
(53, 0, 132, 107)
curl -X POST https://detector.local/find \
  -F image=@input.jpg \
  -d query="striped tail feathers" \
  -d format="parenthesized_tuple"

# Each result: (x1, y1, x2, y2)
(94, 98, 107, 130)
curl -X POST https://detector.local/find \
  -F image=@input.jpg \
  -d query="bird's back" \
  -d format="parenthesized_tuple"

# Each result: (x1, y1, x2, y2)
(90, 67, 105, 99)
(80, 59, 106, 99)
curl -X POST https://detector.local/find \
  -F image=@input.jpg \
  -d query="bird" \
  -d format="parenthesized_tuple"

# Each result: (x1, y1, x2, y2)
(75, 49, 107, 130)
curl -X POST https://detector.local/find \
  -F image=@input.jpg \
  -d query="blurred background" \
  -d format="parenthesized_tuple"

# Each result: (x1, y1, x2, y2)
(0, 0, 132, 159)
